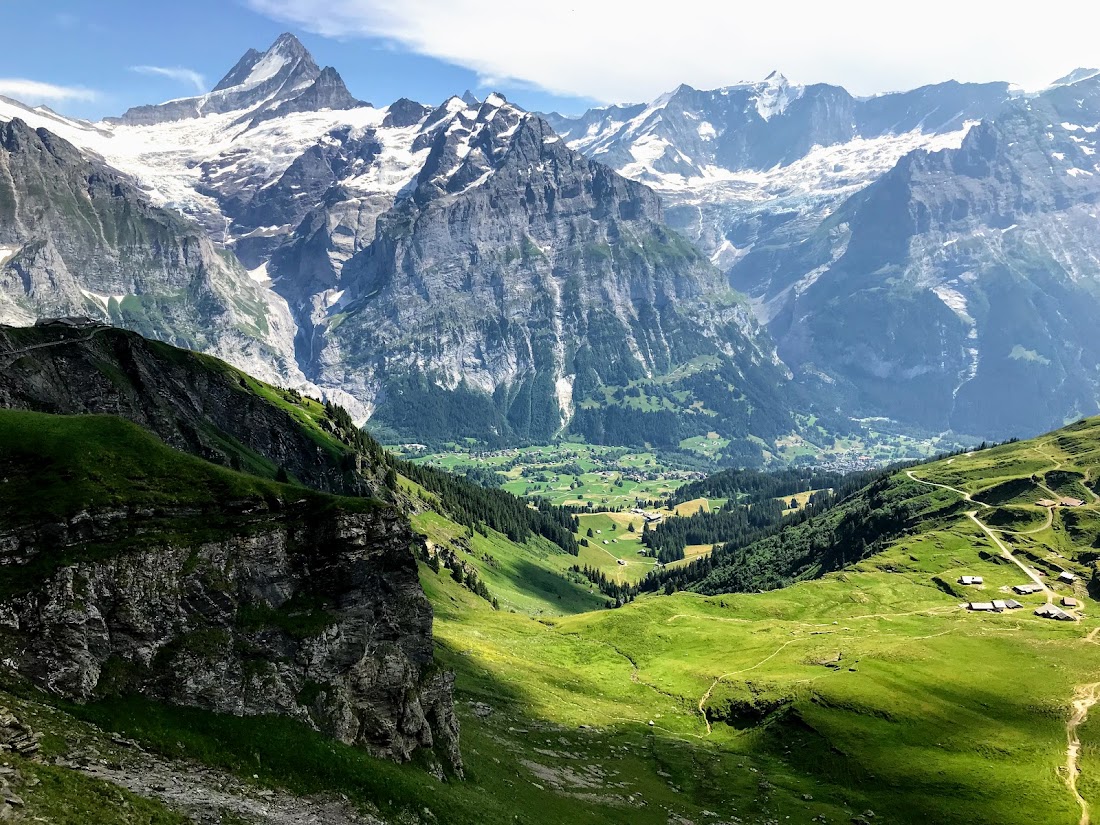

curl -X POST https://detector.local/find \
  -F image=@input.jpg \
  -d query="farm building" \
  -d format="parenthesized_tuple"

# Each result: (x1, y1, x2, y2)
(1058, 571, 1078, 584)
(1063, 597, 1079, 608)
(991, 600, 1008, 611)
(1036, 498, 1060, 507)
(958, 576, 984, 585)
(1035, 604, 1075, 621)
(1060, 497, 1086, 508)
(1004, 599, 1024, 610)
(967, 602, 998, 612)
(1013, 584, 1044, 595)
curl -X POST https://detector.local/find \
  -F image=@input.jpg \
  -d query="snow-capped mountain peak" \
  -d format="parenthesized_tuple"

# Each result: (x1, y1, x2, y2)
(749, 71, 803, 120)
(1049, 68, 1100, 89)
(109, 32, 340, 127)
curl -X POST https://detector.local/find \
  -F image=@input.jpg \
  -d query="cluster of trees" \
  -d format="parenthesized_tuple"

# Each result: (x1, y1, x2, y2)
(463, 466, 508, 489)
(394, 457, 580, 555)
(572, 407, 686, 448)
(422, 542, 499, 609)
(569, 564, 636, 606)
(641, 498, 791, 564)
(568, 367, 795, 465)
(370, 376, 516, 449)
(670, 466, 860, 506)
(323, 400, 386, 462)
(642, 466, 959, 596)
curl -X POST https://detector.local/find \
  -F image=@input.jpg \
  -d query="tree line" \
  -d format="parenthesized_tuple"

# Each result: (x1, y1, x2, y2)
(394, 456, 580, 555)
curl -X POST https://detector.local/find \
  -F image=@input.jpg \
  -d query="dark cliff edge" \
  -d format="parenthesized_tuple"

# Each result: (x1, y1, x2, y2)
(0, 323, 382, 496)
(0, 329, 464, 776)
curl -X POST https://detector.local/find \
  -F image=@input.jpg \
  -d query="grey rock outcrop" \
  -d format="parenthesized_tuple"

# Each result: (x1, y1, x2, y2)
(0, 708, 41, 758)
(0, 502, 462, 773)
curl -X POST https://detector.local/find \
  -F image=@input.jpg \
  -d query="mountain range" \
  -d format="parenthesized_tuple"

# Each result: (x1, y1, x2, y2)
(548, 70, 1100, 437)
(2, 35, 1099, 452)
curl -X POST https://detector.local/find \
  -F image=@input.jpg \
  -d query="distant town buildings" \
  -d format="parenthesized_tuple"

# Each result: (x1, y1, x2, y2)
(1036, 497, 1085, 508)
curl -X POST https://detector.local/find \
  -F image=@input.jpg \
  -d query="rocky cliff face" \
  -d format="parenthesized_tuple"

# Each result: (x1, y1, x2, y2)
(0, 500, 461, 773)
(302, 95, 792, 447)
(0, 117, 302, 389)
(730, 75, 1100, 438)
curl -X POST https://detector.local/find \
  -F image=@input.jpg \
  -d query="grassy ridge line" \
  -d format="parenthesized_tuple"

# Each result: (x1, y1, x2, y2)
(0, 410, 383, 597)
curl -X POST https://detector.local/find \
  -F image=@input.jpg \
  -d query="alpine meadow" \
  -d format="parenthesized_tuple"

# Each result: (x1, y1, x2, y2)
(2, 5, 1100, 824)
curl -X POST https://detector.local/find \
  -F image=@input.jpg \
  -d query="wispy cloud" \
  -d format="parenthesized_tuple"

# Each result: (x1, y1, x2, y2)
(0, 78, 99, 103)
(52, 12, 80, 28)
(130, 65, 206, 93)
(245, 0, 1100, 102)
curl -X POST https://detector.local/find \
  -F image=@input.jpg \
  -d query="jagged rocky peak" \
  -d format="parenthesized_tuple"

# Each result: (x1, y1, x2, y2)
(213, 32, 316, 92)
(110, 32, 359, 126)
(413, 92, 528, 199)
(247, 64, 365, 127)
(383, 97, 432, 128)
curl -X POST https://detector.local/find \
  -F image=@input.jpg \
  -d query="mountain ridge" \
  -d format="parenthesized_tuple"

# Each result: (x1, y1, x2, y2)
(0, 35, 803, 457)
(4, 36, 1100, 446)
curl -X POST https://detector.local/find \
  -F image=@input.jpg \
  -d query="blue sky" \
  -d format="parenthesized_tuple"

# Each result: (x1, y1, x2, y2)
(0, 0, 597, 120)
(2, 0, 1098, 121)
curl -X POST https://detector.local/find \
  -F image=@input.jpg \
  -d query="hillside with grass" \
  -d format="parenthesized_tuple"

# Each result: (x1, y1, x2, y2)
(4, 324, 1100, 824)
(401, 416, 1100, 824)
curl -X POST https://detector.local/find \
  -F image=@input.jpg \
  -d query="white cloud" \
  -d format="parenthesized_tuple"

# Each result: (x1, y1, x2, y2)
(0, 78, 98, 103)
(130, 65, 207, 92)
(246, 0, 1100, 103)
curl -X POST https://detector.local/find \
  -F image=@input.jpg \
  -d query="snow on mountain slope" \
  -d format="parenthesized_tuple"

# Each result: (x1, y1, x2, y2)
(547, 76, 1011, 275)
(0, 91, 388, 228)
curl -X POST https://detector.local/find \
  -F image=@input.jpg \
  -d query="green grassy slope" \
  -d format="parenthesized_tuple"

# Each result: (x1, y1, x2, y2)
(8, 374, 1100, 821)
(0, 324, 379, 490)
(412, 416, 1100, 824)
(0, 409, 380, 597)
